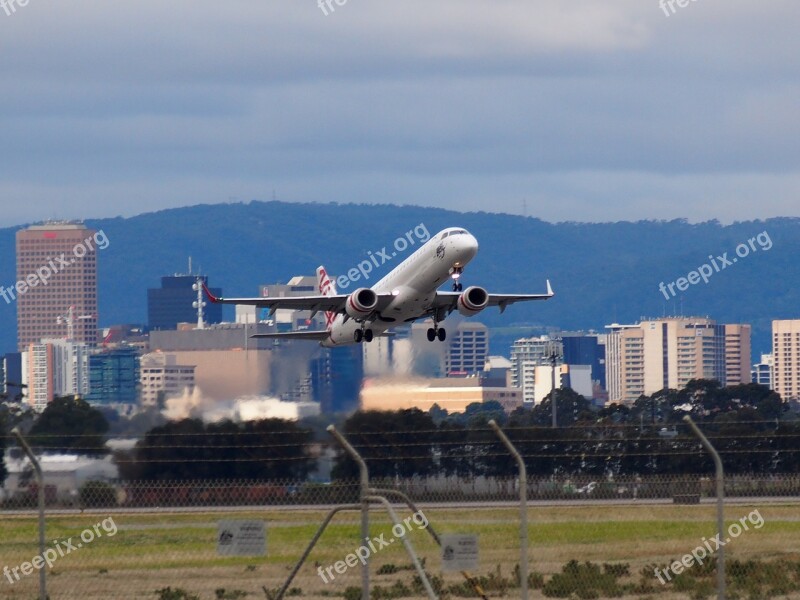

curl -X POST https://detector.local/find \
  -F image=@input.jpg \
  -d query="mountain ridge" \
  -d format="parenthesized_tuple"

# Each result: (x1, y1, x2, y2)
(1, 200, 797, 358)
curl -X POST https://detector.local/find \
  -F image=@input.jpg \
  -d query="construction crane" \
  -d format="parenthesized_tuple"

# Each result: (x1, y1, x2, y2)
(56, 305, 93, 341)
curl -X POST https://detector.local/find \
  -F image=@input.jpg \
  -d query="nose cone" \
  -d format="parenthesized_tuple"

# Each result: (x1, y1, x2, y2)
(458, 232, 479, 262)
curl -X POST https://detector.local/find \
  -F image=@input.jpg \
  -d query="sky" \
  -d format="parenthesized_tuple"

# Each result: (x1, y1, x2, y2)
(0, 0, 798, 226)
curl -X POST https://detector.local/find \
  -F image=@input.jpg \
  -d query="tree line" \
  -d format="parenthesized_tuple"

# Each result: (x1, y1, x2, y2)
(2, 380, 798, 482)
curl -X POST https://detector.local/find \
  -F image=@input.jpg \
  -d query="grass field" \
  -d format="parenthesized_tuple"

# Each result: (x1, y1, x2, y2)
(2, 502, 800, 599)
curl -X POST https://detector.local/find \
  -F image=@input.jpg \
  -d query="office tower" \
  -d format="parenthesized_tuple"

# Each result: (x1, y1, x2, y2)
(510, 336, 563, 404)
(445, 321, 489, 376)
(16, 222, 99, 350)
(147, 274, 222, 331)
(605, 318, 751, 405)
(772, 320, 800, 401)
(752, 353, 774, 388)
(561, 333, 607, 389)
(724, 324, 751, 386)
(22, 339, 90, 411)
(86, 346, 140, 408)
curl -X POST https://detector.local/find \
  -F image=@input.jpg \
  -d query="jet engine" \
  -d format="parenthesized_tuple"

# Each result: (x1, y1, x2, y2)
(346, 288, 378, 320)
(457, 286, 489, 316)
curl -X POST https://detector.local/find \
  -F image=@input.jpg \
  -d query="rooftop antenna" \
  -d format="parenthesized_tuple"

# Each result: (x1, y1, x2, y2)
(192, 277, 206, 330)
(188, 256, 193, 276)
(522, 198, 527, 218)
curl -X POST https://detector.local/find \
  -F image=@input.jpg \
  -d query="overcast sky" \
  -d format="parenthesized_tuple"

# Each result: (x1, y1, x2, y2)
(0, 0, 798, 226)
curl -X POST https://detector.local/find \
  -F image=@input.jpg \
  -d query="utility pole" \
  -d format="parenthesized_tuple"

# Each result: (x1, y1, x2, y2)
(549, 349, 560, 428)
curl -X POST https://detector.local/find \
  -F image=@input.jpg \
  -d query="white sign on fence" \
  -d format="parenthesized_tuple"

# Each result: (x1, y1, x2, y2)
(217, 520, 266, 556)
(440, 533, 478, 572)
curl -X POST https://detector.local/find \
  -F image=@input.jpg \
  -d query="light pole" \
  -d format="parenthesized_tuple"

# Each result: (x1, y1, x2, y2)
(549, 349, 560, 428)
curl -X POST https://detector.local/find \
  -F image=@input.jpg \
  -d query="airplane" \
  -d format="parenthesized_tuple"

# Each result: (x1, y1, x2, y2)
(202, 227, 553, 347)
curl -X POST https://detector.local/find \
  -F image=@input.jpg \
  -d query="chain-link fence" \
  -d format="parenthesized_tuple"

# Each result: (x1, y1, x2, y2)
(3, 474, 800, 599)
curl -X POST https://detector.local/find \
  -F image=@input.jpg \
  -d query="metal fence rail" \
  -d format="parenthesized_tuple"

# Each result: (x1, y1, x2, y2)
(2, 474, 800, 599)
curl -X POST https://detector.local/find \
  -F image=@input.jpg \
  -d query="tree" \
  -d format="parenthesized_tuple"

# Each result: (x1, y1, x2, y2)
(27, 396, 109, 455)
(126, 418, 314, 481)
(332, 409, 437, 479)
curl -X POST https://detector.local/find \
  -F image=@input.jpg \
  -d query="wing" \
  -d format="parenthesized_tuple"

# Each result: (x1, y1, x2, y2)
(202, 282, 394, 315)
(250, 331, 331, 341)
(433, 280, 554, 313)
(250, 330, 395, 340)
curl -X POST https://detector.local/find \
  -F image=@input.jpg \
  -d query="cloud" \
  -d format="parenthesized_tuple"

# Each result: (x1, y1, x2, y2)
(0, 0, 798, 225)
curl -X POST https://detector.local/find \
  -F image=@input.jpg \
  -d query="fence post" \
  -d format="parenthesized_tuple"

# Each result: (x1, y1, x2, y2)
(328, 425, 370, 600)
(12, 427, 47, 600)
(489, 420, 528, 600)
(683, 416, 725, 600)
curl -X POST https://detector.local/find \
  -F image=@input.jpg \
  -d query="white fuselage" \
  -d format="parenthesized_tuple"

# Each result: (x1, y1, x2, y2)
(323, 228, 479, 346)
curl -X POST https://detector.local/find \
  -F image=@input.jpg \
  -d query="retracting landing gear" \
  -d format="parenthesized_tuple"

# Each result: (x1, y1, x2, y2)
(451, 266, 463, 292)
(354, 326, 374, 344)
(426, 324, 446, 342)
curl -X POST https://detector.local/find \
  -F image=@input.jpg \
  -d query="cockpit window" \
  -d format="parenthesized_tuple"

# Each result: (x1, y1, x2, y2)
(441, 232, 449, 239)
(450, 229, 468, 235)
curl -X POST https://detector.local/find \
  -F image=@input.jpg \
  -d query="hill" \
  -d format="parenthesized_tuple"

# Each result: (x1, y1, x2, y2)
(1, 200, 797, 356)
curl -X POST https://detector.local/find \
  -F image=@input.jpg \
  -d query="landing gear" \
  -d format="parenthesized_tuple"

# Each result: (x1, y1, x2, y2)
(354, 327, 374, 343)
(451, 266, 464, 291)
(427, 325, 446, 342)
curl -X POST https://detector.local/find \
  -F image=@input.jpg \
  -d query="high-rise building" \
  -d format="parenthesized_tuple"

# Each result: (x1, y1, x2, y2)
(445, 322, 489, 376)
(561, 333, 606, 389)
(724, 324, 752, 386)
(16, 222, 100, 350)
(140, 352, 196, 408)
(147, 275, 222, 331)
(86, 346, 140, 408)
(772, 320, 800, 401)
(605, 318, 751, 405)
(509, 336, 563, 404)
(752, 353, 774, 388)
(21, 339, 90, 411)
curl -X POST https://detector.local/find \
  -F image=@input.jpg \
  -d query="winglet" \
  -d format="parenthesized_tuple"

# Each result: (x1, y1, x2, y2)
(546, 279, 554, 297)
(201, 281, 220, 303)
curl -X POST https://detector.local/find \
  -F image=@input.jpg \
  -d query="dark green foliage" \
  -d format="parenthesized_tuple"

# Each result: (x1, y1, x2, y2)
(28, 396, 109, 455)
(79, 480, 118, 507)
(332, 409, 437, 479)
(126, 418, 313, 480)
